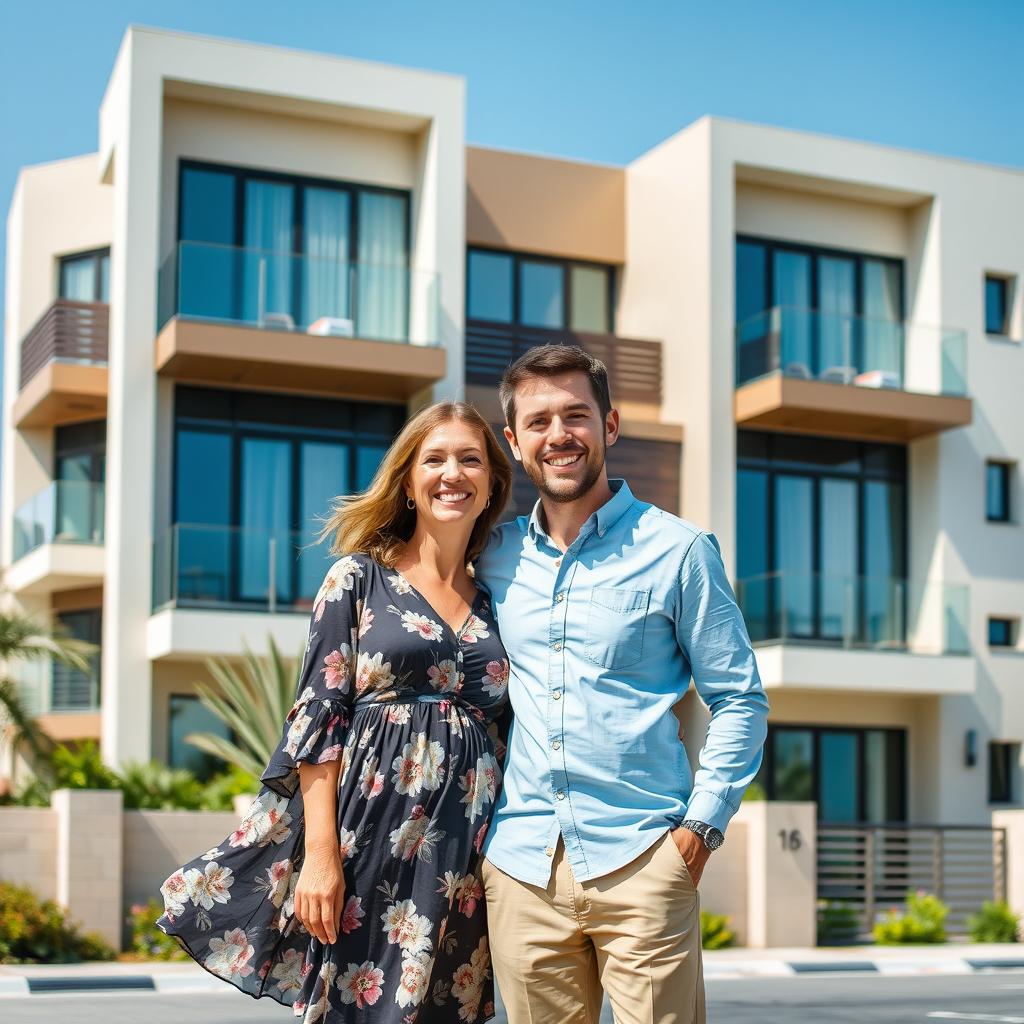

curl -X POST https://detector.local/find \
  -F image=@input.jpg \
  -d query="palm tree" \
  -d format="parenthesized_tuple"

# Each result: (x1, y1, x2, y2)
(186, 637, 300, 780)
(0, 607, 96, 785)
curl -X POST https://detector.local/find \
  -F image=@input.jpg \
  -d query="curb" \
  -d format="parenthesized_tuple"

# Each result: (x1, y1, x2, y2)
(2, 957, 1023, 996)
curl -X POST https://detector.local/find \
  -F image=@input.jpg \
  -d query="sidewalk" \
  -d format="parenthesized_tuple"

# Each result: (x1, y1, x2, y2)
(2, 944, 1023, 995)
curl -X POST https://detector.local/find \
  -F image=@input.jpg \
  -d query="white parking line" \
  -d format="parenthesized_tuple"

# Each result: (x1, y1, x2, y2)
(927, 1013, 1024, 1023)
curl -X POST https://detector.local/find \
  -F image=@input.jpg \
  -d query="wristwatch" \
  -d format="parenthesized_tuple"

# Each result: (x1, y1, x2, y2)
(680, 819, 725, 852)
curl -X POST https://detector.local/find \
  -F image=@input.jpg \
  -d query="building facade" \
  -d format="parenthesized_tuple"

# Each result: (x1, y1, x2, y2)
(2, 27, 1022, 836)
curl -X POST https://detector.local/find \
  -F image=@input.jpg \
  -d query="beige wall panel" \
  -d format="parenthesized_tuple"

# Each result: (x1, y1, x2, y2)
(735, 181, 909, 257)
(0, 807, 58, 900)
(467, 146, 625, 263)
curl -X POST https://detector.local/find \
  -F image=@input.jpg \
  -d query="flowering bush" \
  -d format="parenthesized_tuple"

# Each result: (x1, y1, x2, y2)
(0, 880, 116, 964)
(126, 898, 188, 961)
(873, 890, 949, 944)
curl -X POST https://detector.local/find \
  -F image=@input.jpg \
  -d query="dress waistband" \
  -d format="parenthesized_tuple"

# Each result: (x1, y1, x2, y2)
(352, 691, 485, 718)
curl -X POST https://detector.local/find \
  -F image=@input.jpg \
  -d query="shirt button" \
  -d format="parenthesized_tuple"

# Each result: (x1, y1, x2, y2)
(545, 846, 555, 856)
(555, 593, 565, 603)
(555, 790, 566, 801)
(551, 740, 561, 750)
(552, 641, 562, 651)
(552, 691, 562, 701)
(554, 558, 562, 567)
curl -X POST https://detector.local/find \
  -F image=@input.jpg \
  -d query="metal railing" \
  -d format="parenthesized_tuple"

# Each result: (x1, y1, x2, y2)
(466, 320, 663, 406)
(152, 523, 338, 614)
(12, 480, 105, 561)
(735, 305, 968, 397)
(157, 241, 440, 345)
(818, 823, 1008, 938)
(16, 658, 100, 715)
(19, 299, 109, 390)
(735, 571, 970, 655)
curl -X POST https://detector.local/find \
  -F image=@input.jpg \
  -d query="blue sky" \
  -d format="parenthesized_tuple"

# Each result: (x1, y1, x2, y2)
(2, 0, 1022, 335)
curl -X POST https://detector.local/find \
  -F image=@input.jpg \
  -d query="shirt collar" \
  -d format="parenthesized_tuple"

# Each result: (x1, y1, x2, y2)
(527, 478, 636, 543)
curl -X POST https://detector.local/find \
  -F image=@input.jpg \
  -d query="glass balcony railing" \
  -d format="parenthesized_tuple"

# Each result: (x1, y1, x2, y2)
(735, 572, 970, 655)
(735, 306, 967, 397)
(12, 480, 105, 561)
(157, 241, 440, 346)
(153, 523, 340, 614)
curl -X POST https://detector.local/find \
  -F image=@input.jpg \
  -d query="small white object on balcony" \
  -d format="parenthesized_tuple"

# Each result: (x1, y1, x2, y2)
(819, 365, 857, 384)
(261, 311, 296, 331)
(307, 316, 355, 338)
(854, 369, 902, 389)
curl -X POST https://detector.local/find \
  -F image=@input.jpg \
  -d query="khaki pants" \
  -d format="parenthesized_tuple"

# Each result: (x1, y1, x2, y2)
(480, 831, 705, 1024)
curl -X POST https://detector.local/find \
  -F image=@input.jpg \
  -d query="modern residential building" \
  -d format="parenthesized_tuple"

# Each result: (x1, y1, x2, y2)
(2, 27, 1021, 875)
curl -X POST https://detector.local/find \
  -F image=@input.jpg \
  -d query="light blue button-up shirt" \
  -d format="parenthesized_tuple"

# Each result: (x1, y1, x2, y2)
(474, 479, 769, 886)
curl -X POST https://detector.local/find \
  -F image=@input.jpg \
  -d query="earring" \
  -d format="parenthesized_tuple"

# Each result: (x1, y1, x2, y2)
(485, 495, 491, 509)
(407, 497, 416, 510)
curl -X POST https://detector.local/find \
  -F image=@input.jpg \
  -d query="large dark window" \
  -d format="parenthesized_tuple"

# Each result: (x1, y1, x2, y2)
(60, 248, 110, 303)
(53, 608, 101, 711)
(989, 742, 1018, 804)
(54, 420, 105, 546)
(173, 162, 410, 339)
(736, 431, 907, 646)
(467, 248, 614, 333)
(985, 275, 1010, 336)
(986, 460, 1012, 522)
(759, 724, 907, 823)
(168, 695, 233, 781)
(735, 236, 904, 385)
(988, 617, 1017, 648)
(166, 386, 404, 610)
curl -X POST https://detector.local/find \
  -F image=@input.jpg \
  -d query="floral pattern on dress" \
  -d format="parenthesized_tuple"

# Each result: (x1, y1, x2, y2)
(157, 553, 510, 1023)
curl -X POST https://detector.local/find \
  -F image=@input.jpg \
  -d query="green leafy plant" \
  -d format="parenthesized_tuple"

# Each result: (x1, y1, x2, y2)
(125, 899, 188, 961)
(817, 900, 862, 945)
(11, 740, 121, 805)
(873, 890, 949, 944)
(967, 900, 1020, 943)
(198, 763, 260, 811)
(187, 638, 299, 779)
(741, 781, 766, 802)
(700, 910, 735, 950)
(118, 761, 206, 811)
(0, 880, 116, 964)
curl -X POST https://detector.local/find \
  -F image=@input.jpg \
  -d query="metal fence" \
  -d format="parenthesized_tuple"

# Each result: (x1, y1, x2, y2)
(818, 823, 1008, 938)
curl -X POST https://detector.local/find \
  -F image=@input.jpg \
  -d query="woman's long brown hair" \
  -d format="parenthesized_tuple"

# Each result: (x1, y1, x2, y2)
(319, 401, 513, 567)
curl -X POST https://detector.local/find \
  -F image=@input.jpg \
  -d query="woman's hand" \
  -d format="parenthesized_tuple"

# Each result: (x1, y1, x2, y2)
(294, 838, 345, 944)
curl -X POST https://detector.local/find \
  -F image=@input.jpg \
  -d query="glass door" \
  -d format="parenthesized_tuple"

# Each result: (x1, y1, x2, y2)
(239, 438, 292, 604)
(775, 474, 815, 638)
(299, 441, 349, 601)
(819, 478, 859, 642)
(817, 256, 857, 379)
(772, 250, 812, 376)
(357, 192, 408, 341)
(243, 180, 295, 326)
(303, 187, 351, 329)
(862, 259, 903, 384)
(819, 731, 860, 822)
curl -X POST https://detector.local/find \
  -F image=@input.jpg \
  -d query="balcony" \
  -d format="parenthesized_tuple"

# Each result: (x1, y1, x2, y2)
(12, 300, 109, 428)
(465, 320, 663, 420)
(7, 481, 105, 595)
(736, 571, 974, 696)
(155, 242, 446, 400)
(149, 523, 332, 659)
(16, 658, 101, 742)
(734, 307, 972, 442)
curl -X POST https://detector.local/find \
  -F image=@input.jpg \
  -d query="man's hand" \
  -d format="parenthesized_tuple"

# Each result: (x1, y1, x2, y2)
(670, 825, 710, 887)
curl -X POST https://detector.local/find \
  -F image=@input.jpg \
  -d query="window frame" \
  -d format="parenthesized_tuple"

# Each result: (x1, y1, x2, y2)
(985, 459, 1012, 523)
(759, 723, 908, 824)
(987, 616, 1018, 649)
(988, 741, 1019, 804)
(58, 247, 111, 303)
(466, 245, 616, 334)
(167, 693, 237, 781)
(984, 274, 1011, 337)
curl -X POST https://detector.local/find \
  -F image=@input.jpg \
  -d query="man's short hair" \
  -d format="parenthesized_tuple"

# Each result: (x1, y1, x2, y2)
(499, 344, 613, 433)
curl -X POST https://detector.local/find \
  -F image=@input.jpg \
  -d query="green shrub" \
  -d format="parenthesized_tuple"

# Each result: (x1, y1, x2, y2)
(967, 900, 1020, 943)
(118, 761, 206, 811)
(12, 740, 120, 806)
(199, 763, 260, 811)
(741, 781, 766, 802)
(126, 899, 187, 961)
(873, 890, 949, 944)
(817, 900, 862, 945)
(0, 880, 117, 964)
(700, 910, 735, 950)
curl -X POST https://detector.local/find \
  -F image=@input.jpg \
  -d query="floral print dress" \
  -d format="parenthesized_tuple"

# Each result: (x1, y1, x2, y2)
(157, 553, 511, 1024)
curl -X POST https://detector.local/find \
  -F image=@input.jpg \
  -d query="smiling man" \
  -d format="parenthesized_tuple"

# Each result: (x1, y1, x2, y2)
(473, 344, 769, 1024)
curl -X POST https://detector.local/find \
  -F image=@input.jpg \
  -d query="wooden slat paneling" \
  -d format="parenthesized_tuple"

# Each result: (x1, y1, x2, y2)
(19, 300, 109, 390)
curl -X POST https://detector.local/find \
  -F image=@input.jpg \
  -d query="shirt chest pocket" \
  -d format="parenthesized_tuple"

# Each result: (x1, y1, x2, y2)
(584, 587, 651, 670)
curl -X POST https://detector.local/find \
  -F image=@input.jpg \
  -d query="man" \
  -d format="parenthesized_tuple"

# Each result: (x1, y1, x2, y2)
(474, 344, 769, 1024)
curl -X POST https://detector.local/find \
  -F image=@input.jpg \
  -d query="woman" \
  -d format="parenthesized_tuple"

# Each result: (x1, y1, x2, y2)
(157, 401, 513, 1023)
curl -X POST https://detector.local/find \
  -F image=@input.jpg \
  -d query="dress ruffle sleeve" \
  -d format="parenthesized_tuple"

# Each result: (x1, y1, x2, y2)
(260, 554, 365, 799)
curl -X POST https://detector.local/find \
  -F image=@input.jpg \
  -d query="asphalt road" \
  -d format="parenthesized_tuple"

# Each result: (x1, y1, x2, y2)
(2, 973, 1023, 1023)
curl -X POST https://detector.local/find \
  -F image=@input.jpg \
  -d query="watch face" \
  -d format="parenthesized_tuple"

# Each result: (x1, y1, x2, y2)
(705, 829, 724, 851)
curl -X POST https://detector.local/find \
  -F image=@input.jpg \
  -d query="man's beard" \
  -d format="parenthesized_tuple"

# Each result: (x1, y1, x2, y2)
(523, 442, 606, 504)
